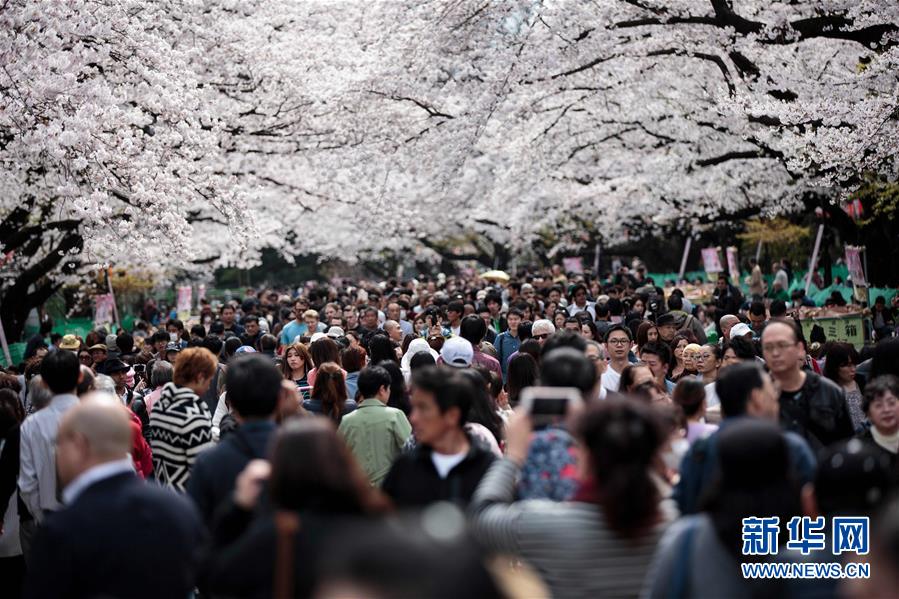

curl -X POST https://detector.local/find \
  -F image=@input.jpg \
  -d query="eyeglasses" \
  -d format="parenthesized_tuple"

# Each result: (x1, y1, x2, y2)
(533, 333, 550, 340)
(606, 338, 629, 345)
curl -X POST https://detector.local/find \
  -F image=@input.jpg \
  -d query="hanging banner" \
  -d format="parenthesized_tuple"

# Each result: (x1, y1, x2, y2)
(562, 257, 584, 274)
(701, 247, 723, 274)
(726, 247, 740, 285)
(845, 246, 866, 286)
(197, 284, 207, 305)
(176, 285, 192, 318)
(94, 294, 115, 327)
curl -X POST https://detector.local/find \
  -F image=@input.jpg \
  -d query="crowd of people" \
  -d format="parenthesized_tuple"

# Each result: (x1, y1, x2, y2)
(2, 263, 899, 598)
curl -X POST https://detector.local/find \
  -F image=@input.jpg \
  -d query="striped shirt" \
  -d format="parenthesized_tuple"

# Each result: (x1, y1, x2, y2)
(147, 383, 213, 492)
(471, 459, 676, 599)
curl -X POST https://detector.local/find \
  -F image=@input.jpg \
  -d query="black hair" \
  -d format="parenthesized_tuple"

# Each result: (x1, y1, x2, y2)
(190, 324, 206, 338)
(410, 366, 473, 427)
(409, 351, 436, 372)
(225, 354, 281, 418)
(506, 353, 537, 406)
(506, 307, 524, 319)
(40, 349, 80, 394)
(770, 300, 787, 318)
(724, 335, 757, 360)
(459, 314, 488, 345)
(672, 378, 706, 418)
(749, 301, 766, 317)
(447, 300, 464, 315)
(458, 369, 503, 444)
(517, 338, 541, 363)
(823, 343, 860, 384)
(595, 303, 610, 318)
(667, 294, 683, 311)
(814, 440, 893, 517)
(576, 400, 664, 538)
(605, 323, 633, 342)
(862, 375, 899, 414)
(168, 319, 184, 331)
(539, 347, 596, 395)
(871, 339, 899, 378)
(200, 334, 223, 357)
(541, 330, 587, 357)
(357, 365, 392, 399)
(640, 341, 671, 366)
(243, 314, 259, 324)
(377, 360, 410, 415)
(367, 334, 398, 365)
(716, 361, 767, 418)
(152, 330, 170, 344)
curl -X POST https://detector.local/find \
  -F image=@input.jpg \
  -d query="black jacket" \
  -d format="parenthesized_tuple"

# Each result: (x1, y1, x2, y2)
(779, 372, 854, 453)
(187, 420, 276, 528)
(382, 439, 495, 508)
(24, 472, 205, 599)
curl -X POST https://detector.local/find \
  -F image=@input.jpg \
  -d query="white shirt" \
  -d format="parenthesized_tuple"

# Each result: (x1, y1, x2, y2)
(601, 367, 622, 393)
(62, 457, 135, 505)
(18, 393, 80, 520)
(704, 381, 720, 409)
(431, 450, 466, 479)
(568, 302, 597, 320)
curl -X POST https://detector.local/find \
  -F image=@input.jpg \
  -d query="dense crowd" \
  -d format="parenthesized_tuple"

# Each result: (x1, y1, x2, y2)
(2, 262, 899, 598)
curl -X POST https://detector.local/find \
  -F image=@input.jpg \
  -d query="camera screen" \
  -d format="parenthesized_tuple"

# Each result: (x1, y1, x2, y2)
(531, 398, 568, 416)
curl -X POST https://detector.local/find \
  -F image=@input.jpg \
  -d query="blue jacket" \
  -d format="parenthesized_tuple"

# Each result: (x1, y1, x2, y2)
(494, 331, 521, 380)
(673, 416, 816, 515)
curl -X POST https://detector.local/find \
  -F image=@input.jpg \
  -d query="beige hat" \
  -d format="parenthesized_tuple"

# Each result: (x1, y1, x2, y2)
(59, 334, 80, 350)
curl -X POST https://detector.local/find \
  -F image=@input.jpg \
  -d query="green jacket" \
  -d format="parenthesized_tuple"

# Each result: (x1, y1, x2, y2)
(337, 398, 412, 486)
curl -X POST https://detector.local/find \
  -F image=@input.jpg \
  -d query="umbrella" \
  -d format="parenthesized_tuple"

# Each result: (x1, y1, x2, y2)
(480, 270, 510, 283)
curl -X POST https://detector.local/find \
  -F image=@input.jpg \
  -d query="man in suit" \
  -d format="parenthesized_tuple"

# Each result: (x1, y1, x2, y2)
(24, 394, 205, 599)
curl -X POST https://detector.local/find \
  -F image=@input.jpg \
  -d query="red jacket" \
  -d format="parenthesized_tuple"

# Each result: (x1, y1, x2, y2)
(128, 410, 153, 478)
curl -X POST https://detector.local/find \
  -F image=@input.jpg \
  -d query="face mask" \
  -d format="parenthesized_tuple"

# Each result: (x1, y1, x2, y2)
(169, 332, 178, 342)
(662, 437, 690, 472)
(400, 310, 407, 320)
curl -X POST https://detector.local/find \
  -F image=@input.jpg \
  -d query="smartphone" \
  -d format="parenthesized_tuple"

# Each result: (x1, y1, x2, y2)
(518, 387, 583, 429)
(133, 364, 146, 374)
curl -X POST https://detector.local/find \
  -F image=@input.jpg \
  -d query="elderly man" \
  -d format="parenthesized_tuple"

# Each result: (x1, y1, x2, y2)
(24, 396, 204, 599)
(531, 319, 555, 346)
(718, 314, 740, 346)
(383, 320, 404, 344)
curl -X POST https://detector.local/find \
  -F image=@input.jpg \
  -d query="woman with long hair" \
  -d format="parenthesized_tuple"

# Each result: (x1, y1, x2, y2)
(303, 362, 356, 424)
(306, 337, 343, 387)
(472, 401, 674, 598)
(505, 353, 538, 407)
(367, 334, 398, 366)
(667, 332, 695, 381)
(376, 360, 410, 416)
(458, 368, 503, 456)
(672, 378, 717, 444)
(281, 342, 313, 401)
(635, 322, 659, 355)
(823, 342, 866, 430)
(207, 419, 389, 598)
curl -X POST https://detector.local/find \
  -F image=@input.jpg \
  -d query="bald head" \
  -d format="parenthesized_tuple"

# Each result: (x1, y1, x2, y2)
(57, 393, 132, 487)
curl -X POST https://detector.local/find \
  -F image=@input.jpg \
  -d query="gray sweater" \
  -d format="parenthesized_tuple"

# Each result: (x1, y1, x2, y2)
(471, 458, 676, 599)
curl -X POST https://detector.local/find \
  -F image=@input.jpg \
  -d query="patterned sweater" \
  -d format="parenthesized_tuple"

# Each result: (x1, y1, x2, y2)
(147, 382, 213, 492)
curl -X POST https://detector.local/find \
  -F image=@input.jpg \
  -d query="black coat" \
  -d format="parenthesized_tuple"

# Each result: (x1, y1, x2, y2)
(778, 372, 855, 453)
(187, 420, 276, 528)
(382, 440, 495, 508)
(24, 472, 205, 599)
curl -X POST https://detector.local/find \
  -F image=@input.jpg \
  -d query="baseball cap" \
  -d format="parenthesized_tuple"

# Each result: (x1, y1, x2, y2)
(440, 336, 473, 368)
(235, 345, 257, 354)
(729, 323, 752, 340)
(327, 326, 345, 339)
(164, 342, 182, 354)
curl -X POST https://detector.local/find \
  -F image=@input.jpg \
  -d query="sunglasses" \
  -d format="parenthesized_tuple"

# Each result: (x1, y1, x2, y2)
(532, 333, 550, 340)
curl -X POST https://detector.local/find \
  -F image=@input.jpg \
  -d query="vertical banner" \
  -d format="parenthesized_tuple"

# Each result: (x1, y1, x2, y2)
(701, 247, 723, 275)
(197, 284, 207, 307)
(845, 246, 866, 287)
(176, 285, 192, 320)
(678, 237, 692, 282)
(562, 257, 584, 274)
(94, 294, 115, 327)
(726, 246, 740, 285)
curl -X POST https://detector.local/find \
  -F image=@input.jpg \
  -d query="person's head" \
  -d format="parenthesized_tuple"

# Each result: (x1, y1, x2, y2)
(719, 314, 740, 339)
(748, 301, 767, 332)
(540, 330, 587, 357)
(604, 324, 632, 362)
(458, 368, 502, 444)
(863, 375, 899, 436)
(385, 302, 401, 322)
(310, 337, 341, 369)
(656, 313, 678, 342)
(506, 353, 538, 406)
(243, 315, 260, 338)
(225, 354, 282, 420)
(506, 308, 523, 333)
(303, 309, 320, 332)
(382, 320, 402, 343)
(696, 344, 721, 376)
(619, 363, 654, 394)
(76, 365, 96, 396)
(409, 351, 436, 373)
(563, 317, 581, 333)
(682, 343, 701, 371)
(172, 347, 218, 395)
(281, 342, 312, 379)
(575, 400, 664, 538)
(151, 330, 169, 354)
(361, 307, 379, 329)
(672, 378, 706, 419)
(367, 334, 398, 365)
(341, 345, 367, 374)
(312, 362, 348, 422)
(78, 349, 93, 367)
(446, 300, 464, 324)
(584, 340, 606, 376)
(761, 319, 802, 378)
(639, 342, 670, 382)
(531, 319, 555, 345)
(540, 347, 597, 399)
(870, 338, 899, 379)
(553, 310, 568, 330)
(439, 336, 473, 369)
(89, 344, 108, 365)
(721, 336, 756, 368)
(635, 321, 658, 349)
(56, 395, 133, 489)
(40, 349, 81, 395)
(148, 360, 172, 390)
(409, 366, 473, 445)
(357, 365, 392, 402)
(269, 418, 386, 514)
(823, 342, 860, 385)
(459, 314, 487, 346)
(106, 360, 129, 389)
(716, 274, 728, 292)
(571, 284, 588, 306)
(716, 361, 778, 420)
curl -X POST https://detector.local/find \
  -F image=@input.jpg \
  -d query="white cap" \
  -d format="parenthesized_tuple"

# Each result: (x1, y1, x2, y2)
(729, 323, 752, 339)
(310, 332, 328, 343)
(327, 326, 345, 338)
(440, 336, 474, 368)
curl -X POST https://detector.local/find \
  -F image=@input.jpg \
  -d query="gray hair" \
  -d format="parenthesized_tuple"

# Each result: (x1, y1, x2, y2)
(94, 374, 116, 395)
(150, 360, 174, 388)
(586, 340, 606, 360)
(27, 375, 54, 413)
